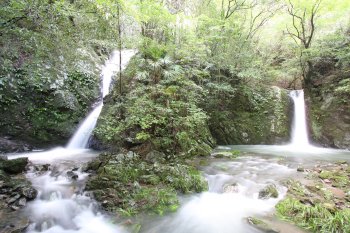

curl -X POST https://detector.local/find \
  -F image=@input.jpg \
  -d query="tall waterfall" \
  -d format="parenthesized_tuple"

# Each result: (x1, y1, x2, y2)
(289, 90, 309, 147)
(67, 50, 135, 149)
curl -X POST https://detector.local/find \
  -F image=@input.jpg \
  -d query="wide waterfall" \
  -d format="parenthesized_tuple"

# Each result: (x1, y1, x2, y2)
(67, 50, 135, 149)
(289, 90, 310, 147)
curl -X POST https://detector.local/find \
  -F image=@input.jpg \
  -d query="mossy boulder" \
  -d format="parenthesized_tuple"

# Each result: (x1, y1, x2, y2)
(85, 151, 208, 216)
(259, 184, 279, 199)
(247, 217, 279, 233)
(0, 157, 28, 174)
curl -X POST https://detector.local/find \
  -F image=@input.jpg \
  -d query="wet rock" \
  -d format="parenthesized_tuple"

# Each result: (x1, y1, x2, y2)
(259, 184, 278, 199)
(297, 167, 305, 172)
(66, 171, 78, 180)
(34, 164, 50, 172)
(0, 158, 28, 174)
(21, 187, 38, 200)
(17, 198, 26, 207)
(1, 217, 30, 233)
(247, 217, 279, 233)
(7, 194, 20, 204)
(10, 205, 19, 211)
(319, 170, 332, 179)
(212, 153, 225, 158)
(223, 183, 239, 193)
(0, 137, 32, 153)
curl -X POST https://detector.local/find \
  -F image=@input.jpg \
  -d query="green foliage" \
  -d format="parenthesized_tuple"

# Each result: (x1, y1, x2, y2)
(95, 53, 214, 157)
(276, 197, 350, 233)
(140, 38, 167, 60)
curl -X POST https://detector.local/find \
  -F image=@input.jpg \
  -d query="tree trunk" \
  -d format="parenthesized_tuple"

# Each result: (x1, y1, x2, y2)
(117, 5, 122, 95)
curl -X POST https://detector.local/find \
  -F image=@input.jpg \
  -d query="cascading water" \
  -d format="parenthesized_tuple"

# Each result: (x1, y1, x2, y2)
(142, 156, 298, 233)
(289, 90, 310, 147)
(67, 50, 135, 149)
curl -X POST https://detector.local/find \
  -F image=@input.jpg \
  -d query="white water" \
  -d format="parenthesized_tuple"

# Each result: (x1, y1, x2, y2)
(67, 50, 135, 149)
(10, 149, 125, 233)
(66, 104, 103, 149)
(289, 90, 309, 147)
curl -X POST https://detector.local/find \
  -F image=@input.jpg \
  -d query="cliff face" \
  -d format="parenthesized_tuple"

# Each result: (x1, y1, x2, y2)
(205, 86, 291, 145)
(308, 71, 350, 149)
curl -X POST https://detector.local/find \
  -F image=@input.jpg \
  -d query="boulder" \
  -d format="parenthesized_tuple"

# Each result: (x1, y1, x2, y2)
(247, 217, 279, 233)
(258, 184, 279, 199)
(145, 150, 166, 163)
(223, 183, 239, 193)
(0, 158, 28, 174)
(21, 187, 38, 200)
(0, 137, 32, 153)
(66, 171, 78, 180)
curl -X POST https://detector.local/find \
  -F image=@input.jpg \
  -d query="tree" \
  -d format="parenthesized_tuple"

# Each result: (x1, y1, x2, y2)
(285, 0, 322, 88)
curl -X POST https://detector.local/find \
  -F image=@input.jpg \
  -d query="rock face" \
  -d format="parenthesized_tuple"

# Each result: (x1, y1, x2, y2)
(206, 86, 291, 145)
(308, 67, 350, 149)
(0, 137, 32, 153)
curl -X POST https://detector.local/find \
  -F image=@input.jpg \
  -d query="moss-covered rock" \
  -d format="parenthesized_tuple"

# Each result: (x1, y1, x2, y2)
(0, 157, 28, 174)
(258, 184, 279, 199)
(85, 151, 208, 216)
(247, 217, 279, 233)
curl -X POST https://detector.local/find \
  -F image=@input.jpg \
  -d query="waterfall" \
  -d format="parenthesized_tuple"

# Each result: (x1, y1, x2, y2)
(289, 90, 310, 147)
(66, 50, 135, 149)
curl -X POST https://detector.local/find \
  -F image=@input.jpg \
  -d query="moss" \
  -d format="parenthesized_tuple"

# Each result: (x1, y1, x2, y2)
(319, 171, 332, 179)
(318, 170, 349, 188)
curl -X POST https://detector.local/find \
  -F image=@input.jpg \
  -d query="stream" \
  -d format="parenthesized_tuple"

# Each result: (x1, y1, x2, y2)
(9, 145, 350, 233)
